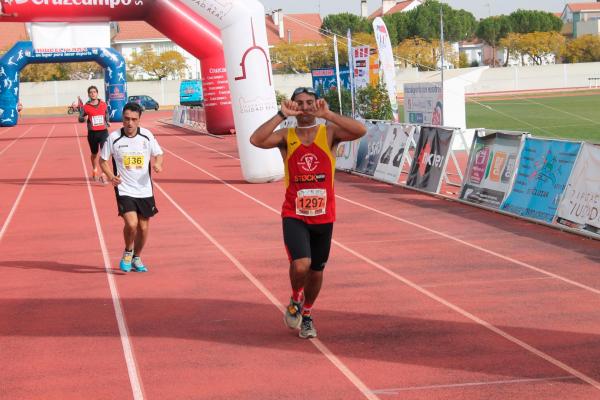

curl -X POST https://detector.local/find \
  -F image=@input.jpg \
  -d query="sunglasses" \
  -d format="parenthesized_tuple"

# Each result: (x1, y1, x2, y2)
(291, 87, 319, 100)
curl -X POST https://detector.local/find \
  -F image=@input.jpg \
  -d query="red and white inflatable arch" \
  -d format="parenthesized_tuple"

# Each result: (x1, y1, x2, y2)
(0, 0, 283, 183)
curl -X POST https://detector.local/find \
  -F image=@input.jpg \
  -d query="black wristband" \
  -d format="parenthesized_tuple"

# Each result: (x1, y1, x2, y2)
(277, 110, 287, 120)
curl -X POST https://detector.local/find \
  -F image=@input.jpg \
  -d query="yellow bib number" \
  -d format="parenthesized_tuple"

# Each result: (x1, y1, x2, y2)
(123, 154, 145, 170)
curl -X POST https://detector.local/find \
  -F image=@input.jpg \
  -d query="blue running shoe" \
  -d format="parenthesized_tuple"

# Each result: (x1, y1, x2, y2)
(119, 250, 133, 272)
(132, 256, 148, 272)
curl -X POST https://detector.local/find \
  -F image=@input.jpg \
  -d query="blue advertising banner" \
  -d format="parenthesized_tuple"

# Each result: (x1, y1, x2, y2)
(500, 138, 581, 223)
(311, 67, 350, 97)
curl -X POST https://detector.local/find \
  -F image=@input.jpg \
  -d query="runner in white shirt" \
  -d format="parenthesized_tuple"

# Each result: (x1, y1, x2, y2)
(100, 102, 164, 273)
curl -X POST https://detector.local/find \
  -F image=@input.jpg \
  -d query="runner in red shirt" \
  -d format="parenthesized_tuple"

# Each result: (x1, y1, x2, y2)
(250, 87, 366, 339)
(79, 85, 110, 183)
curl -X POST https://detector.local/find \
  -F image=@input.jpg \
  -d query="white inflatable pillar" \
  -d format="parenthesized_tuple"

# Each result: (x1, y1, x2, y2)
(180, 0, 283, 183)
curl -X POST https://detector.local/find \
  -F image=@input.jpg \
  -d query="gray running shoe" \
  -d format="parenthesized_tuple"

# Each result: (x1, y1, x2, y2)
(299, 316, 317, 339)
(284, 298, 302, 329)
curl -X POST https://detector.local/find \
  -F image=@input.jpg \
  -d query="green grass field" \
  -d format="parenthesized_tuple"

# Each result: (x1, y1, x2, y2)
(400, 90, 600, 143)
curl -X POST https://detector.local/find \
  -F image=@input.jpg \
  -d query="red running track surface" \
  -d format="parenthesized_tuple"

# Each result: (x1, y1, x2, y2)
(1, 112, 600, 400)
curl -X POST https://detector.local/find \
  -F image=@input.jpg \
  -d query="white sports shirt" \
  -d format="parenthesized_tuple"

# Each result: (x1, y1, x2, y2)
(101, 127, 163, 198)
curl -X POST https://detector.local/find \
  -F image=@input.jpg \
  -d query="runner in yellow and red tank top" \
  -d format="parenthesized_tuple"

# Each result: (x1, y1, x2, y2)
(250, 87, 366, 339)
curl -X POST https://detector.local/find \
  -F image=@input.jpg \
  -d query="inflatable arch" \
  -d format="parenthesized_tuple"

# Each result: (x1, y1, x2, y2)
(0, 0, 283, 183)
(0, 41, 127, 127)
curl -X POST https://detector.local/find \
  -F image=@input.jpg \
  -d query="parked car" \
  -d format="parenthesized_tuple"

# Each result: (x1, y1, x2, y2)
(128, 95, 159, 111)
(179, 79, 203, 107)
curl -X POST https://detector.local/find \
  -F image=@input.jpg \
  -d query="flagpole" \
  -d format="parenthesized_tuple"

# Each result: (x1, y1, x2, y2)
(333, 34, 343, 115)
(347, 29, 356, 117)
(440, 4, 445, 125)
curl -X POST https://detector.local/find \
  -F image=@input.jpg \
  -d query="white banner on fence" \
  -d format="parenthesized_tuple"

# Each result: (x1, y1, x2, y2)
(404, 82, 443, 126)
(374, 124, 415, 184)
(555, 142, 600, 232)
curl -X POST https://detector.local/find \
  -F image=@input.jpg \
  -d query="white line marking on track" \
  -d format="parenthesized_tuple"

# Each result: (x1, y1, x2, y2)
(74, 126, 145, 400)
(0, 126, 35, 156)
(154, 181, 380, 400)
(337, 195, 600, 296)
(370, 375, 577, 394)
(0, 126, 51, 243)
(159, 127, 600, 296)
(158, 141, 600, 391)
(420, 276, 555, 289)
(0, 126, 14, 137)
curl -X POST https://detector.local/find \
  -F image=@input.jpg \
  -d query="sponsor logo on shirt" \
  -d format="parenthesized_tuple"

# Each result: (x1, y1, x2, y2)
(298, 153, 319, 172)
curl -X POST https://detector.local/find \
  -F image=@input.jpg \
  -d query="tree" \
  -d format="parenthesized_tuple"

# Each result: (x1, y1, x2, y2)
(406, 0, 478, 42)
(64, 62, 103, 80)
(323, 87, 353, 117)
(476, 15, 512, 66)
(271, 41, 332, 74)
(351, 32, 377, 48)
(355, 82, 392, 120)
(500, 31, 565, 66)
(321, 13, 370, 37)
(395, 37, 435, 70)
(128, 46, 188, 80)
(20, 63, 67, 82)
(564, 35, 600, 63)
(508, 9, 562, 34)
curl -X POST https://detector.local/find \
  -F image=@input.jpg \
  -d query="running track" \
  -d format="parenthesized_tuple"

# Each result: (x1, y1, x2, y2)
(1, 113, 599, 399)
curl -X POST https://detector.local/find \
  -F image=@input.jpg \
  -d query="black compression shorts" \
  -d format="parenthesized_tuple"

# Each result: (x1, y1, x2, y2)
(282, 217, 333, 271)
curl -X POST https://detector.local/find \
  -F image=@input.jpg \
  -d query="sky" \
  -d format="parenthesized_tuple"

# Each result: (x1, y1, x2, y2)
(257, 0, 575, 19)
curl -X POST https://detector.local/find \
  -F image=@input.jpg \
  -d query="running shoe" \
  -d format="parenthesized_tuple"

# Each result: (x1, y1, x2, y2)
(299, 316, 317, 339)
(98, 174, 108, 185)
(284, 297, 302, 329)
(119, 250, 133, 272)
(132, 256, 148, 272)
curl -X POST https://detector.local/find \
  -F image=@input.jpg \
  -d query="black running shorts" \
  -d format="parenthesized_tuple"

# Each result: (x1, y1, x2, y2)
(87, 129, 109, 155)
(282, 217, 333, 271)
(117, 195, 158, 218)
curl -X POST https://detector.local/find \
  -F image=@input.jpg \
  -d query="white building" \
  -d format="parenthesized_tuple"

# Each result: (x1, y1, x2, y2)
(112, 21, 200, 80)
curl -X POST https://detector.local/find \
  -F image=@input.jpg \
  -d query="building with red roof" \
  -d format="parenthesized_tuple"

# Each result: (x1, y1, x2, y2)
(369, 0, 423, 19)
(560, 2, 600, 37)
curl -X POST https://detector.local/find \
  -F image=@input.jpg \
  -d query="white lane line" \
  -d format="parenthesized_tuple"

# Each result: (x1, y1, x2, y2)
(74, 126, 145, 400)
(0, 126, 35, 156)
(0, 126, 14, 137)
(420, 276, 555, 289)
(158, 127, 600, 296)
(0, 126, 51, 243)
(158, 142, 600, 391)
(371, 375, 577, 394)
(335, 239, 600, 390)
(337, 195, 600, 296)
(154, 181, 379, 400)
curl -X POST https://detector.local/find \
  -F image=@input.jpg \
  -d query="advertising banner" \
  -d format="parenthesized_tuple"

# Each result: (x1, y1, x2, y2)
(355, 121, 390, 176)
(500, 138, 581, 223)
(311, 67, 350, 98)
(373, 17, 399, 122)
(369, 48, 380, 87)
(555, 143, 600, 234)
(353, 45, 370, 90)
(460, 130, 524, 209)
(374, 124, 416, 184)
(404, 82, 443, 125)
(336, 139, 360, 171)
(406, 126, 454, 193)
